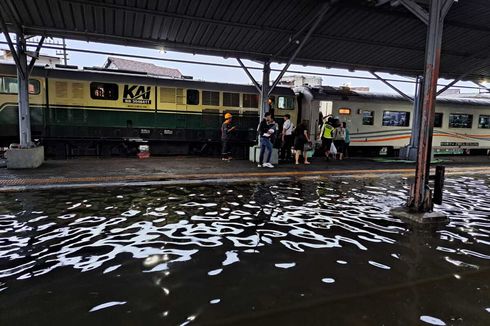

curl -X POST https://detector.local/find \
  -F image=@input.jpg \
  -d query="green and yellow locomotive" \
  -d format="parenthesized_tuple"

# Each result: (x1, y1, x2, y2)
(0, 63, 298, 157)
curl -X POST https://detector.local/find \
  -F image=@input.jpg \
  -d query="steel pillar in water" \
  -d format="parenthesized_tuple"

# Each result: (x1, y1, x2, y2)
(409, 0, 452, 212)
(15, 34, 34, 148)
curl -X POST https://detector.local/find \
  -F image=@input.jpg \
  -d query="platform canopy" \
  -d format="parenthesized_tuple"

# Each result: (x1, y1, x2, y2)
(0, 0, 490, 81)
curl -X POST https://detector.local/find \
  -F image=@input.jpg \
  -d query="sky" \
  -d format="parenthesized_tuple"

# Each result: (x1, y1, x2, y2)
(0, 36, 486, 96)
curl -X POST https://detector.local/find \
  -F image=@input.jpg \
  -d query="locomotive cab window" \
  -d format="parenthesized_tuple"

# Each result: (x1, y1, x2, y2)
(449, 113, 473, 128)
(202, 90, 220, 106)
(90, 82, 118, 100)
(223, 92, 239, 107)
(362, 110, 374, 125)
(186, 89, 200, 105)
(0, 76, 40, 95)
(382, 111, 410, 127)
(478, 115, 490, 129)
(277, 96, 294, 110)
(434, 113, 443, 128)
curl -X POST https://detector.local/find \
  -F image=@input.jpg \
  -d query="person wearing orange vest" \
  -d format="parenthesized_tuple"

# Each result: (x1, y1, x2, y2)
(221, 112, 236, 161)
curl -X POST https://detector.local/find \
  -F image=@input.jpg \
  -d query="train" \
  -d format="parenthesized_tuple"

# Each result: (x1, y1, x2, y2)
(1, 62, 490, 158)
(0, 63, 297, 158)
(297, 86, 490, 156)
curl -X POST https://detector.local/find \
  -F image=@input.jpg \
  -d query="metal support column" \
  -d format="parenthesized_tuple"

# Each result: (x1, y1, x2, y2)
(16, 34, 33, 148)
(261, 61, 271, 120)
(409, 0, 452, 212)
(403, 75, 424, 160)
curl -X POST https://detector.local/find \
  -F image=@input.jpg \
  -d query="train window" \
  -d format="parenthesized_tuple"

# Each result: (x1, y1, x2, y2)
(478, 115, 490, 129)
(160, 87, 176, 103)
(434, 113, 443, 128)
(277, 96, 294, 110)
(0, 76, 40, 94)
(449, 113, 473, 128)
(90, 82, 118, 100)
(72, 82, 84, 99)
(202, 90, 220, 106)
(243, 93, 259, 108)
(29, 80, 41, 94)
(186, 89, 200, 105)
(362, 111, 374, 125)
(382, 111, 410, 127)
(223, 92, 239, 107)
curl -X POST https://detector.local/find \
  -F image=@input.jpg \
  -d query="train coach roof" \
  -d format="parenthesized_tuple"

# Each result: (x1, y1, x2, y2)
(300, 86, 490, 107)
(0, 63, 294, 96)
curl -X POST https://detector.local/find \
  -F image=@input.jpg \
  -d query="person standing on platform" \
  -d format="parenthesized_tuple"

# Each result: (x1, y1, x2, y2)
(343, 121, 350, 159)
(294, 121, 311, 165)
(318, 116, 334, 160)
(280, 114, 294, 162)
(333, 122, 347, 160)
(257, 112, 276, 168)
(221, 112, 236, 161)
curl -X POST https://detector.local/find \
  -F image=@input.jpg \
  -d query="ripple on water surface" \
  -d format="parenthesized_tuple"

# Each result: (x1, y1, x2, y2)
(1, 175, 490, 325)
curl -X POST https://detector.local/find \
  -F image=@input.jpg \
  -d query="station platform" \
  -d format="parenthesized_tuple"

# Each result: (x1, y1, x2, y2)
(0, 155, 489, 192)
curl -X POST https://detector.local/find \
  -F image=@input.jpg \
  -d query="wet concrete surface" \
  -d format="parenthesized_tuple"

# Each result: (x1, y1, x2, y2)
(1, 176, 490, 325)
(0, 156, 489, 191)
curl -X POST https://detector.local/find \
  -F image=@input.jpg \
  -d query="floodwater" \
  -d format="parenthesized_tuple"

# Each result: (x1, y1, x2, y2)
(1, 175, 490, 325)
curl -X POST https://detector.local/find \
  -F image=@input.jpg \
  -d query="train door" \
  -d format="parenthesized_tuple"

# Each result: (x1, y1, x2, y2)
(316, 100, 333, 138)
(319, 101, 333, 121)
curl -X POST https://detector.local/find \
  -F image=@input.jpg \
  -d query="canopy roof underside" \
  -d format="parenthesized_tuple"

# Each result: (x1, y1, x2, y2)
(1, 0, 490, 81)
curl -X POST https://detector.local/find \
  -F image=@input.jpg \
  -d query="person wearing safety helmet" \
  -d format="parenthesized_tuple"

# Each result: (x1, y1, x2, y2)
(221, 112, 236, 161)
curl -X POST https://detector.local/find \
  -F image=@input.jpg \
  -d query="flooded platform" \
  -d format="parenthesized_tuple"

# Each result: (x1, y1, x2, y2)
(0, 156, 489, 192)
(1, 171, 490, 325)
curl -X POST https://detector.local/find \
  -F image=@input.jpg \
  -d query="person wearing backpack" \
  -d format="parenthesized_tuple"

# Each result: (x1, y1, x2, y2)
(333, 122, 346, 160)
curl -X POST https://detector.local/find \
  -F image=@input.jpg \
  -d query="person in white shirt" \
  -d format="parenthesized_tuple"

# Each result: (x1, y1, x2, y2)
(280, 114, 294, 162)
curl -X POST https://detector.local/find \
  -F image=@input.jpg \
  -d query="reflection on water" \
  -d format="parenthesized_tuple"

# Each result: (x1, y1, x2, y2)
(1, 175, 490, 325)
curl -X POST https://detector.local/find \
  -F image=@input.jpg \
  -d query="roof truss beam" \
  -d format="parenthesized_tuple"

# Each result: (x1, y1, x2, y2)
(398, 0, 429, 25)
(398, 0, 454, 25)
(237, 58, 261, 93)
(27, 36, 45, 75)
(370, 72, 414, 102)
(268, 1, 334, 95)
(273, 2, 334, 59)
(0, 10, 25, 78)
(436, 61, 490, 96)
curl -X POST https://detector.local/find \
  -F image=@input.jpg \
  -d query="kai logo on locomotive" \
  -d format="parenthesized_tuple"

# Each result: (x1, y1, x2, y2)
(123, 85, 152, 104)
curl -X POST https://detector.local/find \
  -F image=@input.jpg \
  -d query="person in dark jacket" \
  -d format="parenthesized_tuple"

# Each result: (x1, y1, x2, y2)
(257, 112, 276, 168)
(294, 121, 311, 165)
(221, 112, 236, 160)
